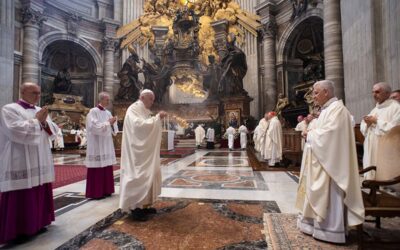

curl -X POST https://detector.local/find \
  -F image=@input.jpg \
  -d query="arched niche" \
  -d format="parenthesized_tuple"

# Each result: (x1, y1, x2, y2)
(40, 40, 97, 107)
(277, 13, 324, 110)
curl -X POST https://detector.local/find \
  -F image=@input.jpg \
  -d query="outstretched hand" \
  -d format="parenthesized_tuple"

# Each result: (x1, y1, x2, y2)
(158, 111, 167, 119)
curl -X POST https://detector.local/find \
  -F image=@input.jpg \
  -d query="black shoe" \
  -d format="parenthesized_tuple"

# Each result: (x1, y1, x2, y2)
(130, 208, 148, 221)
(143, 207, 157, 214)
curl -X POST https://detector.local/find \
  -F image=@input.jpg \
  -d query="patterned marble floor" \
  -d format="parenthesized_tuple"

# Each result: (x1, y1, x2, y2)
(8, 149, 299, 250)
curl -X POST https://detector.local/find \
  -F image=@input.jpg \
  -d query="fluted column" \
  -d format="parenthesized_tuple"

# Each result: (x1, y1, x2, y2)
(323, 0, 345, 100)
(21, 7, 45, 84)
(256, 1, 277, 113)
(102, 37, 117, 98)
(0, 0, 15, 107)
(262, 20, 278, 113)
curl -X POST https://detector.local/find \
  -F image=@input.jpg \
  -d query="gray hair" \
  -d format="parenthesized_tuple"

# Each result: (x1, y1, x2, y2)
(98, 92, 110, 101)
(314, 80, 335, 97)
(374, 82, 392, 93)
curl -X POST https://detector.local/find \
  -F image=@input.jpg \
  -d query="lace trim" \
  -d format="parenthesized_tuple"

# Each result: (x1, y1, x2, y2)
(87, 153, 115, 162)
(4, 167, 51, 181)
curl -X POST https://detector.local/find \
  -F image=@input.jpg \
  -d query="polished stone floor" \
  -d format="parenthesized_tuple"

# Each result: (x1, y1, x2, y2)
(7, 149, 299, 250)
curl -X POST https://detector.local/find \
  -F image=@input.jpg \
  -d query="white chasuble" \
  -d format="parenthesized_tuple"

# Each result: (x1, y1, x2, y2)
(195, 125, 205, 146)
(263, 116, 282, 165)
(296, 98, 364, 243)
(257, 118, 269, 156)
(238, 125, 248, 149)
(85, 107, 118, 168)
(360, 99, 400, 179)
(225, 127, 236, 149)
(0, 103, 57, 192)
(119, 100, 162, 211)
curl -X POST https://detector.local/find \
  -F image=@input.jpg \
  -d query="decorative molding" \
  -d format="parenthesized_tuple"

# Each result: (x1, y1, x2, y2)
(21, 7, 46, 27)
(102, 37, 118, 51)
(67, 12, 81, 36)
(261, 19, 277, 39)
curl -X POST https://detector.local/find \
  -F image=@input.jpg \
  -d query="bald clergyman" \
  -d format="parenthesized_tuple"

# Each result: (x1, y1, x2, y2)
(0, 83, 58, 244)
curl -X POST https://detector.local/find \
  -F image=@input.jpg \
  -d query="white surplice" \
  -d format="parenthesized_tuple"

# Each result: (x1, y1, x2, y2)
(263, 116, 282, 166)
(296, 98, 365, 243)
(119, 100, 162, 212)
(0, 103, 58, 192)
(85, 106, 118, 168)
(360, 99, 400, 179)
(206, 128, 215, 142)
(238, 125, 248, 149)
(224, 126, 236, 149)
(194, 125, 205, 146)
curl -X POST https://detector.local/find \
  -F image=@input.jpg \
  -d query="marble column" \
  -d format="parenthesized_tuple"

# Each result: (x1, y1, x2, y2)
(323, 0, 345, 100)
(0, 0, 15, 107)
(256, 1, 277, 113)
(262, 20, 278, 113)
(102, 37, 117, 98)
(21, 7, 45, 84)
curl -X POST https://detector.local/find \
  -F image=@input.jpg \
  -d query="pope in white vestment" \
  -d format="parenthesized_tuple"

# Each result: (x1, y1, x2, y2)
(238, 124, 248, 149)
(0, 83, 58, 244)
(194, 124, 205, 148)
(263, 112, 282, 166)
(296, 80, 364, 243)
(360, 82, 400, 180)
(119, 90, 167, 221)
(85, 92, 118, 199)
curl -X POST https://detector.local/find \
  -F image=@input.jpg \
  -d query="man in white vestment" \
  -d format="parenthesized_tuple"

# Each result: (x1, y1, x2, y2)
(257, 114, 269, 156)
(295, 115, 307, 150)
(54, 125, 64, 150)
(361, 82, 400, 180)
(294, 115, 307, 132)
(263, 112, 282, 166)
(252, 124, 261, 152)
(224, 126, 236, 150)
(0, 83, 58, 244)
(78, 127, 87, 149)
(296, 80, 365, 243)
(206, 126, 215, 149)
(194, 124, 205, 148)
(390, 89, 400, 102)
(238, 124, 248, 150)
(119, 90, 167, 221)
(85, 92, 118, 199)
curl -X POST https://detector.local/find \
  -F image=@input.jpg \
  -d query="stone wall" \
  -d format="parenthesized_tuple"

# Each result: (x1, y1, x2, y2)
(342, 0, 400, 122)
